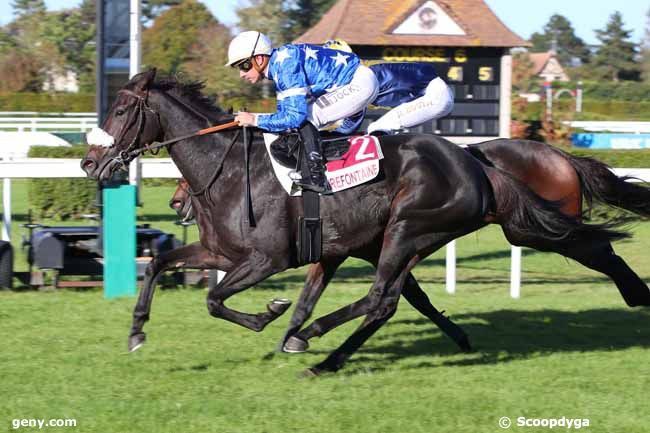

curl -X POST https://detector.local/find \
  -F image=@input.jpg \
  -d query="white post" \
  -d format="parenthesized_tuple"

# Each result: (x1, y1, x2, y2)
(576, 81, 583, 113)
(129, 0, 141, 78)
(510, 246, 521, 298)
(445, 240, 456, 294)
(499, 52, 512, 139)
(501, 50, 522, 297)
(2, 178, 11, 241)
(545, 84, 553, 119)
(129, 0, 142, 189)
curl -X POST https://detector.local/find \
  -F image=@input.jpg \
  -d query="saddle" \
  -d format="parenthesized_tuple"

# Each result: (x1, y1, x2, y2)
(269, 130, 347, 266)
(267, 130, 384, 266)
(269, 131, 352, 169)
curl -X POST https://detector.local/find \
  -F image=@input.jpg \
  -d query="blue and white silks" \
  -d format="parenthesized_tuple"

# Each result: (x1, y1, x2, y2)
(256, 44, 361, 132)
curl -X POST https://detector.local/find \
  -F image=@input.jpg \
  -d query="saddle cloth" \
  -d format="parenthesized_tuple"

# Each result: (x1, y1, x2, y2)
(263, 134, 384, 196)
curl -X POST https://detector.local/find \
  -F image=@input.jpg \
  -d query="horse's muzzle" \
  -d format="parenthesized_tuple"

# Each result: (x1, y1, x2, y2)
(80, 156, 98, 178)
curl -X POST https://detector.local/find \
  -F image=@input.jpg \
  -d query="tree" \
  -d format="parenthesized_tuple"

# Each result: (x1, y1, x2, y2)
(641, 7, 650, 83)
(236, 0, 291, 46)
(511, 52, 539, 94)
(142, 0, 219, 75)
(529, 14, 590, 65)
(2, 2, 52, 92)
(182, 23, 251, 102)
(0, 47, 44, 92)
(593, 11, 639, 82)
(142, 0, 182, 22)
(285, 0, 337, 41)
(10, 0, 46, 18)
(41, 1, 96, 92)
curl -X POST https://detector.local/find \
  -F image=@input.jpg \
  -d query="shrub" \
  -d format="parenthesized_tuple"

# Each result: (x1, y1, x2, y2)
(27, 145, 97, 219)
(0, 93, 94, 112)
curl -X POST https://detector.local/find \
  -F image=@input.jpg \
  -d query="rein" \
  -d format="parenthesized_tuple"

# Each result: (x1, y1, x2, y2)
(121, 120, 240, 161)
(106, 87, 251, 219)
(188, 128, 241, 199)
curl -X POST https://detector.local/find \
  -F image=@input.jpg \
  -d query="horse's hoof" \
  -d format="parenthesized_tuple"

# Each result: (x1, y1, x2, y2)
(283, 336, 309, 353)
(128, 333, 146, 352)
(267, 298, 291, 316)
(299, 367, 320, 378)
(261, 351, 276, 361)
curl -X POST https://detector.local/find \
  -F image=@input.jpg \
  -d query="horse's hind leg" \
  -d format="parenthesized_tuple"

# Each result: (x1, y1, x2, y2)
(505, 230, 650, 307)
(402, 273, 472, 352)
(282, 262, 472, 354)
(299, 225, 471, 374)
(562, 241, 650, 307)
(278, 257, 345, 353)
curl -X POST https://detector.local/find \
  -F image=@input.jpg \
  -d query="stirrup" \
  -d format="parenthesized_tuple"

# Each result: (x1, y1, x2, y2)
(296, 179, 333, 195)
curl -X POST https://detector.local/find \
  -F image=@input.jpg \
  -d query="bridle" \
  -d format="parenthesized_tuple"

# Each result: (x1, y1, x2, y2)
(98, 87, 242, 200)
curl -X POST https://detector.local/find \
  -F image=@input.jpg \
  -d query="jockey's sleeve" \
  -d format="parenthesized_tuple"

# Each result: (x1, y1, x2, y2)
(256, 47, 310, 132)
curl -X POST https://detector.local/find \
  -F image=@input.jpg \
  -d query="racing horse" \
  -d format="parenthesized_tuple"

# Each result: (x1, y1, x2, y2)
(170, 138, 650, 355)
(81, 70, 648, 374)
(170, 178, 473, 352)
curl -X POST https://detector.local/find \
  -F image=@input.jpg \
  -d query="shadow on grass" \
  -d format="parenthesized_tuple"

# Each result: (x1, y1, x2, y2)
(336, 308, 650, 374)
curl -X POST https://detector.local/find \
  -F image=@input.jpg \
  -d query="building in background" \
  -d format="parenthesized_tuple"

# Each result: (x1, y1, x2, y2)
(295, 0, 528, 143)
(527, 51, 570, 82)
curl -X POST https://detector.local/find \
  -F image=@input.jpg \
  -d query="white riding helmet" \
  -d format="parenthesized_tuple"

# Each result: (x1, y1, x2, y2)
(225, 31, 273, 67)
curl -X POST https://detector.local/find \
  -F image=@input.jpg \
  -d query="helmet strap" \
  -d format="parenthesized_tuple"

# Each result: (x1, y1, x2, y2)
(253, 55, 270, 75)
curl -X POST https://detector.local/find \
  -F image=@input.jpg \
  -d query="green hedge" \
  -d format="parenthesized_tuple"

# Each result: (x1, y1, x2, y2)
(27, 145, 97, 219)
(567, 148, 650, 168)
(515, 99, 650, 122)
(0, 93, 95, 112)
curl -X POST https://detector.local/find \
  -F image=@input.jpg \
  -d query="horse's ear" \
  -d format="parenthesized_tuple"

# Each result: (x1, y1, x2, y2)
(133, 68, 157, 94)
(227, 106, 233, 114)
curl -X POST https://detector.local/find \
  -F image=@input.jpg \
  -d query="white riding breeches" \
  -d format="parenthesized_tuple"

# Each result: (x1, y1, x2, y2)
(367, 77, 454, 133)
(308, 65, 379, 129)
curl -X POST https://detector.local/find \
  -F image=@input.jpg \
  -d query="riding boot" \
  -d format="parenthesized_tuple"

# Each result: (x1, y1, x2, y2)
(296, 123, 333, 195)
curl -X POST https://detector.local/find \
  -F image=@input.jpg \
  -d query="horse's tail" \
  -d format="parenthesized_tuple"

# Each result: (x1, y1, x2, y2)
(559, 150, 650, 218)
(484, 166, 629, 244)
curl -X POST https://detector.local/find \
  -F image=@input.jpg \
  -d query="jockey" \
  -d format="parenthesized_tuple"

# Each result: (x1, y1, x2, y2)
(322, 39, 454, 134)
(227, 31, 379, 194)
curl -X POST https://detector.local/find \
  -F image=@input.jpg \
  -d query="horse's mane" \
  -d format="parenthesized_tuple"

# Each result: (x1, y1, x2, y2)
(150, 75, 231, 123)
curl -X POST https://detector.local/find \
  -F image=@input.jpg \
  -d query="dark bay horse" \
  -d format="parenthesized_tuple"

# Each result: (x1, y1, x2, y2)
(171, 140, 650, 355)
(82, 70, 648, 374)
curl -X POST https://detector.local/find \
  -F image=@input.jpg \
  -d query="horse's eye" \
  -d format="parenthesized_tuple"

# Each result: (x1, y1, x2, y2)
(116, 109, 125, 116)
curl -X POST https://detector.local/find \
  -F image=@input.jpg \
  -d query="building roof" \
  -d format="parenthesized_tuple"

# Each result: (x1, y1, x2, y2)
(294, 0, 529, 48)
(528, 52, 553, 75)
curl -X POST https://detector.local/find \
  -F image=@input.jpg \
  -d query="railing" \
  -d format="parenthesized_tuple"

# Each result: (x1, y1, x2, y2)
(567, 121, 650, 134)
(0, 112, 97, 133)
(1, 158, 648, 298)
(0, 118, 98, 132)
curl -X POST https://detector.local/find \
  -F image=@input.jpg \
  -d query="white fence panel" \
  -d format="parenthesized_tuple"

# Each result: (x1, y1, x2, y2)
(0, 160, 648, 294)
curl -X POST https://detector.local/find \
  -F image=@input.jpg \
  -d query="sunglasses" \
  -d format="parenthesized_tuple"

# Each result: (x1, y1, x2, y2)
(235, 59, 253, 72)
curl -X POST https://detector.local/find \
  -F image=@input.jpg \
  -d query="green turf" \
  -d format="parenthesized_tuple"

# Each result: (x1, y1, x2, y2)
(1, 186, 650, 432)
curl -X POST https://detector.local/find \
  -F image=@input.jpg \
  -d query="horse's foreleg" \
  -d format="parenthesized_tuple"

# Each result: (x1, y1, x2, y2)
(206, 255, 290, 332)
(402, 273, 472, 352)
(128, 242, 228, 352)
(279, 257, 345, 353)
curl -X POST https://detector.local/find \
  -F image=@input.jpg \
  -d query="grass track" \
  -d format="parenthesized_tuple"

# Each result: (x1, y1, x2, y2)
(2, 183, 650, 432)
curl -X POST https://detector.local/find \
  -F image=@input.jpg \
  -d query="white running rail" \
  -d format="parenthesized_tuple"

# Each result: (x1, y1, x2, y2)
(1, 159, 648, 297)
